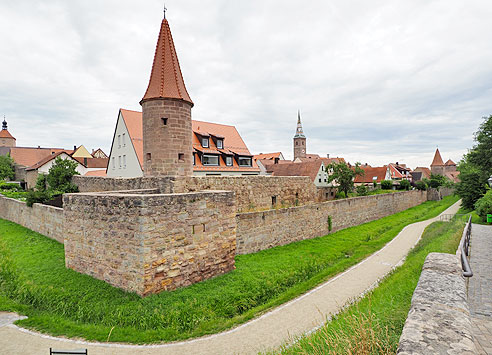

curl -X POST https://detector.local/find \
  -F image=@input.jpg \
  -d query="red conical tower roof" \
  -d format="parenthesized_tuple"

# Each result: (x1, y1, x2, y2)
(431, 148, 444, 166)
(140, 18, 193, 106)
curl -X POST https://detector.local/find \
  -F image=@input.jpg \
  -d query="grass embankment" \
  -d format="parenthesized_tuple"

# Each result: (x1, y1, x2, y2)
(0, 195, 458, 344)
(275, 219, 464, 355)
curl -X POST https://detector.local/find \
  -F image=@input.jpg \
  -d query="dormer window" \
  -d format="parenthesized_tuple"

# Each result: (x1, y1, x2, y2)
(226, 156, 233, 166)
(238, 157, 252, 167)
(217, 139, 223, 149)
(202, 137, 209, 148)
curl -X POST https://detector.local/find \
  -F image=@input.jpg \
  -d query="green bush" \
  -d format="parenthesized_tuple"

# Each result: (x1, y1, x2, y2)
(35, 174, 47, 192)
(25, 190, 52, 207)
(399, 180, 411, 191)
(46, 157, 79, 193)
(429, 173, 447, 189)
(0, 181, 20, 190)
(475, 190, 492, 222)
(381, 180, 392, 190)
(0, 155, 15, 181)
(415, 181, 427, 191)
(356, 185, 369, 196)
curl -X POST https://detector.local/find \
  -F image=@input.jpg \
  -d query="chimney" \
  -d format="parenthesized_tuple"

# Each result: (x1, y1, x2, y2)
(326, 154, 330, 158)
(74, 145, 77, 151)
(84, 157, 88, 166)
(37, 146, 40, 149)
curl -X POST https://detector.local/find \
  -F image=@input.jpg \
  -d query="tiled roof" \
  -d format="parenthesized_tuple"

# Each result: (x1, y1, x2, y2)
(119, 109, 260, 173)
(445, 171, 460, 183)
(319, 157, 346, 164)
(268, 160, 322, 182)
(120, 109, 144, 169)
(140, 19, 193, 106)
(388, 164, 404, 179)
(0, 129, 15, 139)
(26, 151, 75, 171)
(253, 152, 283, 160)
(85, 170, 107, 177)
(73, 157, 109, 168)
(445, 159, 456, 166)
(9, 147, 67, 167)
(431, 148, 444, 166)
(414, 167, 431, 179)
(354, 166, 389, 183)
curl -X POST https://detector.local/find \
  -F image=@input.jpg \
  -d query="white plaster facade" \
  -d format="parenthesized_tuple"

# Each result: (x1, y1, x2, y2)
(107, 112, 143, 178)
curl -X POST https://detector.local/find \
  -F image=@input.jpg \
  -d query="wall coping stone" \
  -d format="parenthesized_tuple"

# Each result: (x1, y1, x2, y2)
(397, 252, 477, 354)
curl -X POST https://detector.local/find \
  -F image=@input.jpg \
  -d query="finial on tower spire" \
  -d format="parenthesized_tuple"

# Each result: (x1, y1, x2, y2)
(294, 110, 305, 138)
(2, 115, 7, 130)
(163, 3, 167, 19)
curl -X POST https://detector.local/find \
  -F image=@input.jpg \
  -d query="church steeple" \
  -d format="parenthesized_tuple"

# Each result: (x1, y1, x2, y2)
(293, 110, 306, 160)
(294, 110, 305, 138)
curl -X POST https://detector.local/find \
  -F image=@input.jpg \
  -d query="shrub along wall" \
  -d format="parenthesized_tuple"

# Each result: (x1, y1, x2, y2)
(0, 195, 64, 243)
(236, 190, 428, 254)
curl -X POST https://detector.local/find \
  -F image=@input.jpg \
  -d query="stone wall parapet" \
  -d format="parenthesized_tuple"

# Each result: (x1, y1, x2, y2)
(397, 253, 476, 354)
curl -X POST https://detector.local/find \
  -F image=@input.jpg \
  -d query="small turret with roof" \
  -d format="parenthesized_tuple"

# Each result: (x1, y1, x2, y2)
(140, 6, 193, 177)
(293, 110, 307, 160)
(0, 116, 16, 148)
(430, 148, 445, 175)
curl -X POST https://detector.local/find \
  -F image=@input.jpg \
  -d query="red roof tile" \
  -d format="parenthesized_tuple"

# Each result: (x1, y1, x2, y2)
(354, 166, 389, 183)
(120, 109, 144, 169)
(431, 148, 444, 166)
(414, 167, 431, 179)
(0, 129, 15, 139)
(268, 160, 323, 181)
(26, 151, 75, 171)
(254, 152, 283, 160)
(85, 170, 107, 177)
(445, 159, 456, 166)
(141, 19, 193, 106)
(10, 147, 67, 167)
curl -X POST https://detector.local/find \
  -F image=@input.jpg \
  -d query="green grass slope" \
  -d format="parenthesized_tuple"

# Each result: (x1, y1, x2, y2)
(0, 196, 458, 343)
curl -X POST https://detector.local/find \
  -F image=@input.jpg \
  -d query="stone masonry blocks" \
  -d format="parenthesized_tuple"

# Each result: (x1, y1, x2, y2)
(142, 99, 193, 177)
(63, 190, 236, 296)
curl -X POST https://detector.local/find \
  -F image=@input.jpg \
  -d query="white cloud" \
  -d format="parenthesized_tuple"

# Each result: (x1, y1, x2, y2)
(1, 0, 491, 169)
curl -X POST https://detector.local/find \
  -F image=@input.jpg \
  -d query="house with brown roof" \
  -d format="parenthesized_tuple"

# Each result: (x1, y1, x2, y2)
(24, 151, 108, 189)
(267, 160, 331, 187)
(354, 166, 392, 186)
(413, 167, 431, 180)
(107, 109, 260, 177)
(253, 152, 289, 175)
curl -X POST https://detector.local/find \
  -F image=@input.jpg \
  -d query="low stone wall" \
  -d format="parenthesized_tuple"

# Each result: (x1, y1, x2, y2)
(397, 253, 476, 354)
(236, 190, 427, 254)
(64, 190, 236, 296)
(72, 175, 176, 194)
(427, 187, 455, 201)
(73, 175, 322, 212)
(0, 195, 64, 244)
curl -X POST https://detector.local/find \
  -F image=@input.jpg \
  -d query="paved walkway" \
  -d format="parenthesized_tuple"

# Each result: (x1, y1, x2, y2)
(469, 224, 492, 354)
(0, 201, 461, 355)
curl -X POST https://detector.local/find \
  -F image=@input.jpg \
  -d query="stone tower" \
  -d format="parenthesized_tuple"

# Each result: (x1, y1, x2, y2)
(0, 117, 16, 147)
(140, 13, 194, 177)
(293, 110, 306, 160)
(430, 148, 445, 176)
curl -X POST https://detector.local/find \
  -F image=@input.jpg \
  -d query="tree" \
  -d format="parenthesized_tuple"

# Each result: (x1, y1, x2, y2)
(456, 115, 492, 209)
(475, 190, 492, 221)
(327, 162, 364, 198)
(0, 154, 15, 181)
(46, 157, 80, 193)
(456, 157, 487, 210)
(429, 173, 447, 189)
(356, 184, 369, 196)
(381, 180, 392, 190)
(415, 180, 427, 191)
(399, 179, 411, 190)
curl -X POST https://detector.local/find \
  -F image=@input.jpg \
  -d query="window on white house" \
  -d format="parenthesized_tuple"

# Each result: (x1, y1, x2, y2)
(118, 156, 121, 168)
(122, 133, 126, 147)
(123, 155, 126, 168)
(202, 137, 209, 148)
(238, 157, 252, 167)
(217, 139, 223, 149)
(202, 154, 219, 166)
(118, 135, 121, 148)
(319, 178, 322, 183)
(226, 156, 233, 166)
(112, 157, 115, 169)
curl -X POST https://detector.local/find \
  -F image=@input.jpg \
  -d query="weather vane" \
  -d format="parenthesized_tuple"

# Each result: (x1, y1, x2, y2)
(163, 3, 167, 19)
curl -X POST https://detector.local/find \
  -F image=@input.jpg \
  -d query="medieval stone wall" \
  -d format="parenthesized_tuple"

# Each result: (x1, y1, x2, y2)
(63, 190, 236, 296)
(73, 175, 176, 193)
(73, 175, 323, 212)
(236, 190, 427, 254)
(0, 195, 64, 243)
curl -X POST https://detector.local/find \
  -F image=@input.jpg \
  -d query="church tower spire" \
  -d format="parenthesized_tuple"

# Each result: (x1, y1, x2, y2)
(293, 110, 306, 160)
(140, 9, 193, 177)
(0, 116, 16, 148)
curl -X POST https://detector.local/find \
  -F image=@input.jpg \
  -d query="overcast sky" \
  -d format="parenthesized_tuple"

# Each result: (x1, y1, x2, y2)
(1, 0, 491, 169)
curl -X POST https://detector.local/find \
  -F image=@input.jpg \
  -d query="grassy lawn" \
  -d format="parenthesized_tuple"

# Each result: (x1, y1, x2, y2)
(0, 196, 458, 344)
(274, 218, 464, 355)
